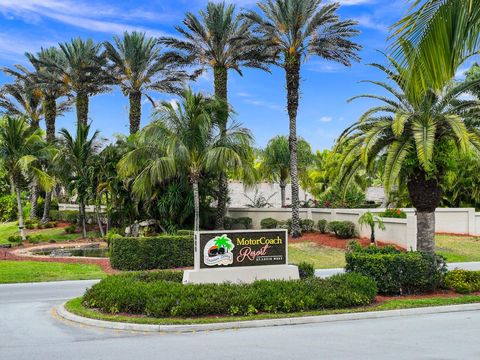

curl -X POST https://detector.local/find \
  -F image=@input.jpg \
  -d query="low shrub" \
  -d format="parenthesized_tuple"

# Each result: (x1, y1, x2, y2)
(0, 194, 17, 222)
(176, 230, 194, 236)
(260, 218, 278, 229)
(25, 222, 36, 230)
(317, 219, 328, 234)
(300, 219, 315, 232)
(327, 221, 356, 239)
(28, 235, 44, 244)
(224, 216, 253, 230)
(345, 241, 447, 295)
(83, 272, 377, 317)
(7, 235, 22, 244)
(445, 270, 480, 294)
(380, 208, 407, 219)
(110, 235, 194, 270)
(44, 222, 55, 228)
(297, 262, 315, 279)
(64, 225, 77, 234)
(50, 210, 79, 224)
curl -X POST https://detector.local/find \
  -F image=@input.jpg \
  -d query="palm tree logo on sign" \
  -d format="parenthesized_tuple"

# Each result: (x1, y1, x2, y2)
(203, 234, 235, 266)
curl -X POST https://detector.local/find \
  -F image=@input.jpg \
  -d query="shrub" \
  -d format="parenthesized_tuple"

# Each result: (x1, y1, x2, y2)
(328, 221, 356, 239)
(381, 208, 407, 219)
(64, 225, 77, 234)
(236, 217, 252, 229)
(260, 218, 278, 229)
(25, 222, 36, 230)
(110, 235, 194, 270)
(50, 210, 80, 224)
(7, 235, 22, 244)
(83, 272, 377, 317)
(445, 270, 480, 294)
(297, 262, 315, 279)
(176, 230, 194, 236)
(317, 219, 328, 234)
(345, 242, 447, 295)
(44, 222, 55, 229)
(0, 194, 17, 222)
(300, 219, 315, 232)
(28, 235, 44, 244)
(224, 216, 253, 230)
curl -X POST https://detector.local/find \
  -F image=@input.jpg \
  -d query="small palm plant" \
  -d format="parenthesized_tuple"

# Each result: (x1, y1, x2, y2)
(358, 211, 385, 246)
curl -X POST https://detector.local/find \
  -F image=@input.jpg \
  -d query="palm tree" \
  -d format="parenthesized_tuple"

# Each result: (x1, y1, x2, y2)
(358, 211, 385, 246)
(336, 58, 480, 252)
(44, 38, 111, 126)
(0, 117, 53, 240)
(161, 1, 271, 229)
(58, 123, 102, 237)
(104, 31, 192, 134)
(244, 0, 361, 237)
(392, 1, 480, 101)
(259, 135, 312, 207)
(118, 89, 253, 231)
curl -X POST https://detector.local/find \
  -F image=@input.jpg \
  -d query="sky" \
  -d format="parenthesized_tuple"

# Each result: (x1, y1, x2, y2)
(0, 0, 426, 151)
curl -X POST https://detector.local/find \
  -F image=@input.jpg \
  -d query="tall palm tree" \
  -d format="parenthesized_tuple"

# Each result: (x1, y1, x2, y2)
(259, 135, 312, 207)
(118, 89, 253, 231)
(392, 0, 480, 101)
(58, 123, 102, 237)
(244, 0, 361, 237)
(45, 38, 112, 126)
(336, 58, 480, 252)
(161, 1, 271, 229)
(105, 31, 192, 134)
(0, 116, 53, 240)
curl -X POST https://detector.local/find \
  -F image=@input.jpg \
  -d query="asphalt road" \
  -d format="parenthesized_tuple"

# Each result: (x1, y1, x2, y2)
(1, 280, 480, 360)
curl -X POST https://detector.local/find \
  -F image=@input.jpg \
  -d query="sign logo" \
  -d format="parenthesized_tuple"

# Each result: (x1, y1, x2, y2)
(203, 234, 235, 267)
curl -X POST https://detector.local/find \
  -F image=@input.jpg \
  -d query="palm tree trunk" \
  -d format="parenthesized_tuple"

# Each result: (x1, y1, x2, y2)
(76, 91, 89, 126)
(42, 96, 57, 223)
(129, 91, 142, 134)
(79, 200, 87, 238)
(407, 169, 442, 253)
(192, 178, 200, 232)
(29, 178, 39, 220)
(95, 204, 105, 237)
(285, 56, 301, 238)
(214, 65, 229, 229)
(14, 180, 26, 241)
(280, 179, 287, 207)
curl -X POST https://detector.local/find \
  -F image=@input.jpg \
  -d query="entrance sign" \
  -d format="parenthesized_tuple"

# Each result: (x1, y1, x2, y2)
(183, 229, 299, 284)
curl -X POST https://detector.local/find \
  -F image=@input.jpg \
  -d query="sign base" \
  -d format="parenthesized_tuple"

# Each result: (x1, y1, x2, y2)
(182, 265, 299, 284)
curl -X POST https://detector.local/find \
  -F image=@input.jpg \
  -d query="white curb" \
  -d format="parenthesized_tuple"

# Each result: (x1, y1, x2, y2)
(56, 302, 480, 333)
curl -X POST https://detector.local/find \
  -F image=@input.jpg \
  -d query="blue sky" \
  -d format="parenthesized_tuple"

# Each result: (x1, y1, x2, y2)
(0, 0, 431, 150)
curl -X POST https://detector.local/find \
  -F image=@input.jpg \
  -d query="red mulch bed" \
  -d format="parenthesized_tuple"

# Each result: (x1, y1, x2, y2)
(0, 241, 117, 274)
(290, 232, 403, 250)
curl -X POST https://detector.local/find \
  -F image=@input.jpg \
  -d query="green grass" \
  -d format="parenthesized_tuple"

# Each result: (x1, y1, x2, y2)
(0, 221, 97, 245)
(0, 261, 106, 283)
(289, 242, 346, 269)
(65, 294, 480, 326)
(435, 234, 480, 262)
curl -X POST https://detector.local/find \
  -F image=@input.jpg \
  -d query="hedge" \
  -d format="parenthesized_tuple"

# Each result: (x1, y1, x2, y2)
(445, 270, 480, 294)
(83, 271, 377, 317)
(345, 241, 447, 295)
(260, 217, 278, 229)
(327, 221, 356, 239)
(109, 235, 193, 270)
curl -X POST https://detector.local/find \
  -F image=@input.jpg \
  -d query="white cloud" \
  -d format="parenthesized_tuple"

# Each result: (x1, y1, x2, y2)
(353, 14, 389, 33)
(244, 98, 282, 111)
(337, 0, 376, 5)
(0, 32, 56, 62)
(320, 116, 333, 123)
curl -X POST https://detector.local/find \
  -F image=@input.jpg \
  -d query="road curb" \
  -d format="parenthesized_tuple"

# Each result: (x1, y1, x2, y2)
(56, 302, 480, 333)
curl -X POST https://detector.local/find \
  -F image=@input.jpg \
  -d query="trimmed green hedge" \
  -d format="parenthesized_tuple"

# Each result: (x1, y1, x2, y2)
(83, 271, 377, 317)
(110, 236, 193, 270)
(345, 241, 447, 295)
(445, 270, 480, 294)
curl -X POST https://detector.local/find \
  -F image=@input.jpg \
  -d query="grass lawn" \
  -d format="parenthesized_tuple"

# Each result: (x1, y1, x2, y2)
(65, 295, 480, 326)
(435, 234, 480, 262)
(0, 221, 97, 245)
(0, 261, 106, 284)
(289, 242, 346, 269)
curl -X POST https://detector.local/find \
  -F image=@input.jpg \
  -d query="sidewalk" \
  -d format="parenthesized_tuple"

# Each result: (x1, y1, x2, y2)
(315, 261, 480, 278)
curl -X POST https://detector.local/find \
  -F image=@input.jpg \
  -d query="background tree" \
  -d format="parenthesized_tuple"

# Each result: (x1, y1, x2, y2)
(119, 89, 253, 231)
(259, 135, 312, 207)
(47, 38, 111, 126)
(336, 58, 480, 252)
(0, 117, 53, 240)
(245, 0, 361, 236)
(161, 1, 271, 229)
(58, 123, 102, 237)
(105, 31, 192, 134)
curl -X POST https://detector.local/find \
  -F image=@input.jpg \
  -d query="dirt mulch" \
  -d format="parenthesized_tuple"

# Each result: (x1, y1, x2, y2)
(290, 232, 401, 250)
(0, 241, 117, 274)
(374, 290, 480, 304)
